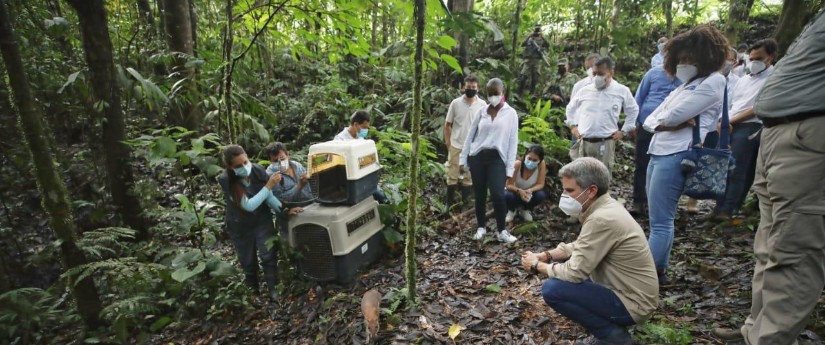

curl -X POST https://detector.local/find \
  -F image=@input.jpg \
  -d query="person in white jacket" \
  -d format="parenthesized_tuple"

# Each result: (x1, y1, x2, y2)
(566, 56, 639, 170)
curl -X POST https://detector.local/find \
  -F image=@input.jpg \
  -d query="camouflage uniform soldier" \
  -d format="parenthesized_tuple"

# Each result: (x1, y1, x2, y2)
(543, 57, 579, 107)
(517, 26, 548, 95)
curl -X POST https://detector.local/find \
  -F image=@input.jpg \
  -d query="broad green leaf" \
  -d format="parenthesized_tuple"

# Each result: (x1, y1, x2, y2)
(149, 316, 173, 331)
(171, 262, 206, 282)
(170, 249, 202, 268)
(436, 35, 457, 50)
(58, 70, 83, 94)
(440, 54, 462, 74)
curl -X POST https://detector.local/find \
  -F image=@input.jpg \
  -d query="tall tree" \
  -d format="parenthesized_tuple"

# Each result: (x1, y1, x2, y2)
(725, 0, 756, 45)
(66, 0, 147, 237)
(663, 0, 674, 38)
(773, 0, 814, 56)
(405, 0, 426, 304)
(163, 0, 200, 130)
(0, 0, 102, 327)
(452, 0, 474, 70)
(511, 0, 524, 70)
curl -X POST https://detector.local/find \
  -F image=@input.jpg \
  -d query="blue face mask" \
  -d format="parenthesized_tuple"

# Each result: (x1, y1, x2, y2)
(357, 128, 369, 138)
(234, 161, 252, 177)
(524, 159, 539, 170)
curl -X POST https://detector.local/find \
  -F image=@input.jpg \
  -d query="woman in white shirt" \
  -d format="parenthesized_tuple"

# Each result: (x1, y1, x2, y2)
(460, 78, 519, 243)
(642, 25, 728, 285)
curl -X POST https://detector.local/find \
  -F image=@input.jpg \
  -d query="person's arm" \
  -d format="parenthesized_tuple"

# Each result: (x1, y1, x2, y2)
(634, 72, 652, 112)
(505, 161, 520, 191)
(505, 110, 519, 178)
(730, 108, 756, 124)
(444, 101, 456, 148)
(657, 76, 725, 127)
(459, 108, 482, 168)
(566, 94, 582, 137)
(542, 218, 616, 282)
(240, 188, 273, 212)
(621, 87, 640, 133)
(528, 161, 547, 193)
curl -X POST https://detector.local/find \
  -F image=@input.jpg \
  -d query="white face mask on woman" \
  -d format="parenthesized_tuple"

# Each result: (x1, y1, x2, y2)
(488, 95, 502, 107)
(558, 189, 589, 216)
(675, 64, 698, 83)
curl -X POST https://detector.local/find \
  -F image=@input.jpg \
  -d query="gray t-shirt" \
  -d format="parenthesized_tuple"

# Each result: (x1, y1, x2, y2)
(754, 11, 825, 118)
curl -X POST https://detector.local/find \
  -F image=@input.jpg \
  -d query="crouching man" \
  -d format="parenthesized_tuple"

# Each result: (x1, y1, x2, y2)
(521, 157, 659, 345)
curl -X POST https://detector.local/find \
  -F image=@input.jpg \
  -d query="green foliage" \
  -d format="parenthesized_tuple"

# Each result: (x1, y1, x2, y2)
(518, 99, 571, 166)
(0, 288, 78, 345)
(635, 320, 693, 345)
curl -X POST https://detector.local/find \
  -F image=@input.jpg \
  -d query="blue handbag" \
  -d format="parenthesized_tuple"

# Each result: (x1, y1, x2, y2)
(683, 85, 736, 200)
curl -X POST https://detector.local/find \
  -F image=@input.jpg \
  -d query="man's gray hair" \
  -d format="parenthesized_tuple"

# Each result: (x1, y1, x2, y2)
(585, 53, 601, 64)
(487, 78, 505, 91)
(559, 157, 611, 197)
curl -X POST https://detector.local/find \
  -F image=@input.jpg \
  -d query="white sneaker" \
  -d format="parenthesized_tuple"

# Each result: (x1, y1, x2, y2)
(519, 210, 533, 222)
(473, 227, 486, 240)
(497, 230, 517, 243)
(505, 210, 516, 222)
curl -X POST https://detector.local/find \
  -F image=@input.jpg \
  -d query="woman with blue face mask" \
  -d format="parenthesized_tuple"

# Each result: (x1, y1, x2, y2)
(218, 145, 283, 301)
(504, 145, 548, 223)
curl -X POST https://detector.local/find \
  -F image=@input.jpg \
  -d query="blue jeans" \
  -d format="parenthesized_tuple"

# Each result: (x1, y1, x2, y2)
(715, 123, 761, 214)
(633, 129, 654, 204)
(646, 151, 691, 271)
(505, 189, 547, 211)
(542, 279, 635, 339)
(468, 149, 507, 231)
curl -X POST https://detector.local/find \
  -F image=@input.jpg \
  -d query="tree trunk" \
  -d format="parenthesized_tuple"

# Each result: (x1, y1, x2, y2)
(773, 0, 811, 56)
(725, 0, 755, 45)
(607, 0, 621, 50)
(663, 0, 673, 38)
(371, 0, 378, 49)
(189, 0, 198, 57)
(406, 0, 426, 304)
(162, 0, 200, 130)
(511, 0, 524, 70)
(66, 0, 147, 238)
(220, 0, 236, 142)
(452, 0, 473, 72)
(0, 0, 103, 327)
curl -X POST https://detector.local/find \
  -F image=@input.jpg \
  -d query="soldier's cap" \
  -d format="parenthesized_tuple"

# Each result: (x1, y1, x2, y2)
(557, 58, 569, 65)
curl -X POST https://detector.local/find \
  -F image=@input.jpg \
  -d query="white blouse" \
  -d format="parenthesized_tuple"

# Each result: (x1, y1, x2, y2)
(460, 103, 520, 177)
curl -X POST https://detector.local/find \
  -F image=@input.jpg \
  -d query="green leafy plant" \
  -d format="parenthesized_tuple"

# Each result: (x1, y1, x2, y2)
(0, 288, 78, 345)
(635, 320, 693, 345)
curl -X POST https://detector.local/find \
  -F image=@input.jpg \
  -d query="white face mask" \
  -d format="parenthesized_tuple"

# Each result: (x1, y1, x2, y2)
(278, 159, 289, 172)
(558, 189, 589, 216)
(234, 161, 252, 177)
(586, 67, 594, 79)
(749, 60, 767, 75)
(488, 95, 502, 107)
(675, 64, 698, 83)
(593, 75, 608, 90)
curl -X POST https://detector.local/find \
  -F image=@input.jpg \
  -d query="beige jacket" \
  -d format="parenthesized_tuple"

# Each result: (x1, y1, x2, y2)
(544, 194, 659, 323)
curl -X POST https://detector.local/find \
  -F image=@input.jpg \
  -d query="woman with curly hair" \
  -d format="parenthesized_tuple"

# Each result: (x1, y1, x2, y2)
(641, 25, 729, 285)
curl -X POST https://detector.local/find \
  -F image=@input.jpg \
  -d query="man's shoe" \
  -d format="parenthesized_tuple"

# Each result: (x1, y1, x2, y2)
(497, 230, 517, 243)
(473, 227, 486, 240)
(629, 202, 646, 216)
(505, 210, 516, 222)
(686, 198, 699, 214)
(520, 209, 533, 222)
(711, 327, 744, 341)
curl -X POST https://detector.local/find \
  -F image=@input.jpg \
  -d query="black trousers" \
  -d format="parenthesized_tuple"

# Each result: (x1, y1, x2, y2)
(468, 149, 507, 231)
(633, 129, 654, 204)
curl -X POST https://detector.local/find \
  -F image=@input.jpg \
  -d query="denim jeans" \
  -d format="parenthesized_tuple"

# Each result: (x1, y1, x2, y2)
(715, 123, 762, 214)
(542, 279, 635, 339)
(646, 151, 691, 271)
(633, 129, 654, 204)
(505, 190, 548, 211)
(468, 149, 507, 231)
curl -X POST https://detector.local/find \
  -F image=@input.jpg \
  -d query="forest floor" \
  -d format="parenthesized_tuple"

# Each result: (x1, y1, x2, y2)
(147, 145, 825, 345)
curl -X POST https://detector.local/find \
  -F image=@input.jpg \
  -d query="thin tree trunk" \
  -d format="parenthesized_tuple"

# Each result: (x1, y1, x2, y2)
(663, 0, 673, 38)
(453, 0, 473, 71)
(511, 0, 524, 70)
(406, 0, 426, 305)
(381, 4, 388, 47)
(725, 0, 755, 45)
(163, 0, 200, 130)
(189, 0, 198, 57)
(220, 0, 235, 142)
(0, 0, 103, 327)
(773, 0, 811, 56)
(371, 0, 378, 49)
(608, 0, 621, 50)
(66, 0, 147, 238)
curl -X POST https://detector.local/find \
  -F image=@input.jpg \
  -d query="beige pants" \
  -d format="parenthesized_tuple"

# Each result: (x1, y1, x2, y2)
(446, 145, 472, 186)
(742, 115, 825, 345)
(569, 139, 616, 170)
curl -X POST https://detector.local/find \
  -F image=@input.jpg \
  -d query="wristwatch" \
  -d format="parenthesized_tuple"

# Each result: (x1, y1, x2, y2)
(531, 261, 539, 274)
